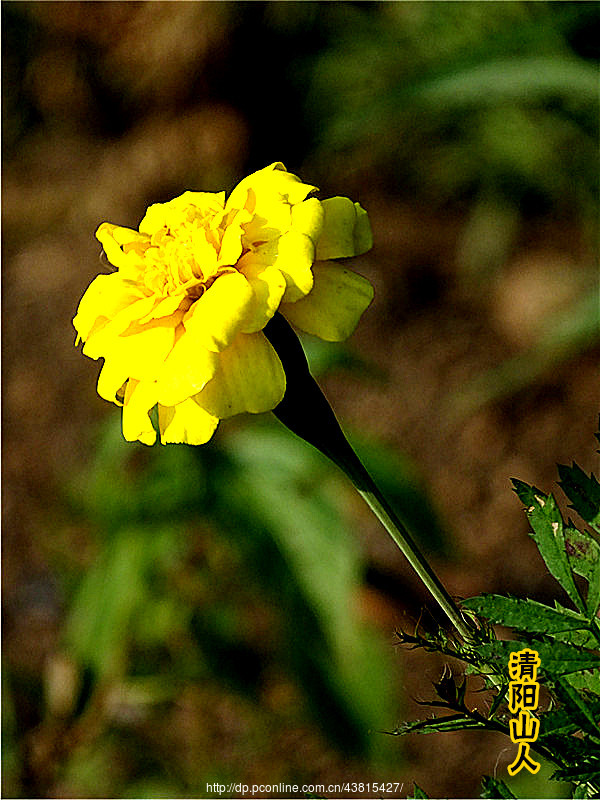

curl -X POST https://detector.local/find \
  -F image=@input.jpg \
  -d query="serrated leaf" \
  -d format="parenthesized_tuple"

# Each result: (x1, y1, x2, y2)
(574, 780, 599, 799)
(565, 670, 600, 698)
(539, 698, 600, 737)
(551, 627, 599, 649)
(480, 775, 517, 799)
(564, 527, 600, 616)
(538, 705, 580, 738)
(488, 683, 509, 718)
(558, 462, 600, 533)
(511, 480, 585, 613)
(551, 763, 600, 782)
(408, 784, 429, 799)
(476, 640, 600, 678)
(462, 594, 588, 634)
(392, 714, 485, 736)
(553, 677, 600, 740)
(543, 724, 600, 762)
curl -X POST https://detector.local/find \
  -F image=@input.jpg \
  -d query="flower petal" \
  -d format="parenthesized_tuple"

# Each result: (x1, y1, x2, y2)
(237, 261, 287, 333)
(315, 197, 373, 260)
(158, 399, 219, 445)
(183, 272, 254, 352)
(73, 273, 146, 343)
(280, 261, 374, 341)
(274, 230, 315, 303)
(290, 197, 324, 241)
(195, 331, 285, 418)
(97, 358, 129, 405)
(156, 327, 218, 407)
(88, 315, 180, 381)
(96, 223, 150, 270)
(82, 294, 159, 359)
(139, 191, 226, 235)
(226, 162, 317, 216)
(217, 208, 246, 267)
(122, 379, 158, 445)
(190, 225, 218, 276)
(138, 294, 190, 325)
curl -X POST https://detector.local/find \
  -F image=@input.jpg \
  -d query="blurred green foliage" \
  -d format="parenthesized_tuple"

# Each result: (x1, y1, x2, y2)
(5, 339, 452, 795)
(305, 2, 597, 217)
(7, 404, 447, 795)
(63, 405, 448, 732)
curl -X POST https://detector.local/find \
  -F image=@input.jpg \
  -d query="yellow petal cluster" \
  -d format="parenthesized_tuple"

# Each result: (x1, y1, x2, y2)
(73, 162, 373, 445)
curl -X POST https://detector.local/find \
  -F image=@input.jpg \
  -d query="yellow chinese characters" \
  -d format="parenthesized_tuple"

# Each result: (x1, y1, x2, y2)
(507, 648, 541, 776)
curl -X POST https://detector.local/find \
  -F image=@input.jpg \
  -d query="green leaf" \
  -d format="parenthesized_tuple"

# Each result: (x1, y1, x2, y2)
(564, 670, 600, 698)
(392, 714, 485, 736)
(574, 781, 600, 799)
(551, 763, 600, 782)
(564, 527, 600, 616)
(551, 627, 599, 649)
(558, 462, 600, 534)
(408, 783, 430, 799)
(462, 594, 588, 635)
(475, 640, 600, 679)
(488, 682, 509, 718)
(538, 705, 580, 739)
(511, 480, 585, 612)
(553, 677, 600, 740)
(539, 698, 600, 738)
(480, 775, 517, 799)
(542, 722, 600, 763)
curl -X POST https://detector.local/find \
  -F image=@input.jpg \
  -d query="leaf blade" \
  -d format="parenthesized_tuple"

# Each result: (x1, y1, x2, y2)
(475, 640, 600, 679)
(462, 594, 588, 635)
(558, 462, 600, 534)
(511, 480, 585, 613)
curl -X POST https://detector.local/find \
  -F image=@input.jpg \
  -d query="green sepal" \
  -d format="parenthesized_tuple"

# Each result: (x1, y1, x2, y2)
(263, 312, 372, 491)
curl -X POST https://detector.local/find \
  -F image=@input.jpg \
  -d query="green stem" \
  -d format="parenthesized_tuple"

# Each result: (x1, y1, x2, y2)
(265, 313, 476, 645)
(355, 484, 475, 643)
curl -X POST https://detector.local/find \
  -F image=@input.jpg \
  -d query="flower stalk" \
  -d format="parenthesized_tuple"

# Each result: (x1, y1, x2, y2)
(264, 313, 476, 645)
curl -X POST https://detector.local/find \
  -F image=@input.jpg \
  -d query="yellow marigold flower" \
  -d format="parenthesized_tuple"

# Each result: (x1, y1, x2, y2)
(73, 162, 373, 445)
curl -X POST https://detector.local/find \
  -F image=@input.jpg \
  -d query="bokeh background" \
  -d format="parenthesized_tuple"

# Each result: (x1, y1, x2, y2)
(3, 2, 599, 798)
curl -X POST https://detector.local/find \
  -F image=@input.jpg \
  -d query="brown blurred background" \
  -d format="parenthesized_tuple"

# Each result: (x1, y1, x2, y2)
(3, 2, 599, 798)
